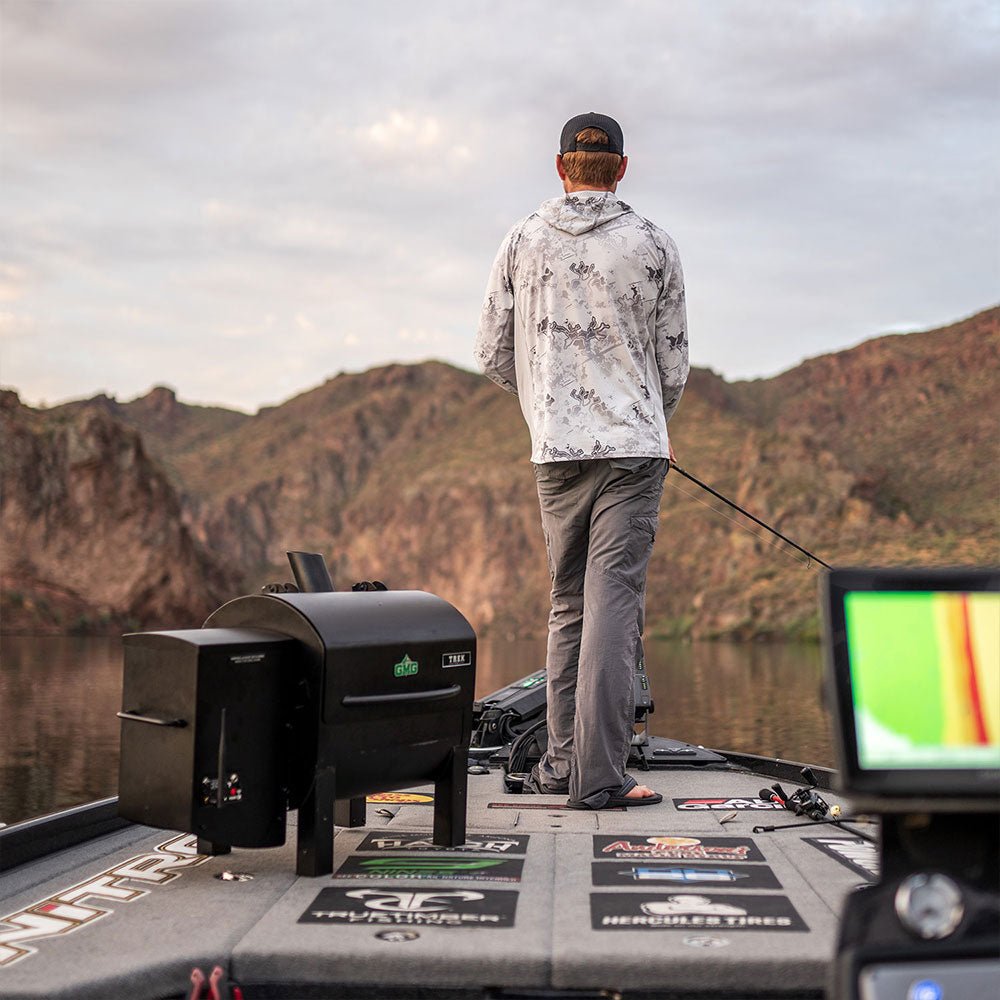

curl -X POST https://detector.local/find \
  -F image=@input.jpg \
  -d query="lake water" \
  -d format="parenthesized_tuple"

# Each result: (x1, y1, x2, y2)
(0, 634, 833, 826)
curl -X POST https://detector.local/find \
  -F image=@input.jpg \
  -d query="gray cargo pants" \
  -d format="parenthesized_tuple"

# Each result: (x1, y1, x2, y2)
(531, 456, 668, 808)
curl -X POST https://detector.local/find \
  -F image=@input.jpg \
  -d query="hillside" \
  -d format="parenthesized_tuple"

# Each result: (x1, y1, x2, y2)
(2, 307, 997, 639)
(0, 391, 242, 633)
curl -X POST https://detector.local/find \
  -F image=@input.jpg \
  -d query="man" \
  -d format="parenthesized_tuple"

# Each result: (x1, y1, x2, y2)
(475, 112, 689, 810)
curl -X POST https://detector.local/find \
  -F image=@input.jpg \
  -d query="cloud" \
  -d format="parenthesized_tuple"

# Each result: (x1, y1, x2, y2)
(0, 0, 996, 408)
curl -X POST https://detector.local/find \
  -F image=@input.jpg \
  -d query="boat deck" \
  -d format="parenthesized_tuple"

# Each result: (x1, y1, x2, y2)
(0, 760, 876, 999)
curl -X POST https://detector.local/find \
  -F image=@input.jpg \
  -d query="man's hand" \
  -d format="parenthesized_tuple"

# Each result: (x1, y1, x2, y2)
(668, 440, 676, 464)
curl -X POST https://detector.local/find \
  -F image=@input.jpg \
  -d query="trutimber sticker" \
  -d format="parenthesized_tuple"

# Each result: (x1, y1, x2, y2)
(299, 888, 518, 927)
(356, 832, 529, 855)
(0, 834, 210, 968)
(803, 837, 879, 882)
(335, 856, 524, 882)
(591, 861, 782, 889)
(366, 792, 434, 805)
(593, 835, 765, 862)
(673, 797, 784, 811)
(591, 893, 808, 932)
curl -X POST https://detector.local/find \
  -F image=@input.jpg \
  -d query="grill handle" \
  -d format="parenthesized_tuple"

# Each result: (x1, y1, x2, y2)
(117, 710, 188, 728)
(341, 685, 461, 707)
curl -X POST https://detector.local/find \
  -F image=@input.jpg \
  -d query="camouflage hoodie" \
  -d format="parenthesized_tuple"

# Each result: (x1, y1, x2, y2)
(475, 191, 688, 463)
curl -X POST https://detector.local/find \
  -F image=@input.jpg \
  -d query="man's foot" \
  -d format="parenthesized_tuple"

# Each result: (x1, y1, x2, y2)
(526, 764, 569, 795)
(623, 783, 658, 800)
(566, 776, 664, 810)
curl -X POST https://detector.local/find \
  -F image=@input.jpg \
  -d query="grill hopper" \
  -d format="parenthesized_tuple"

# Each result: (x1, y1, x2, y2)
(205, 589, 477, 874)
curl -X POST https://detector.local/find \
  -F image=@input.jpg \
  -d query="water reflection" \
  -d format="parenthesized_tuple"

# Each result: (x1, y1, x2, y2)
(1, 635, 123, 825)
(0, 634, 832, 826)
(477, 637, 833, 768)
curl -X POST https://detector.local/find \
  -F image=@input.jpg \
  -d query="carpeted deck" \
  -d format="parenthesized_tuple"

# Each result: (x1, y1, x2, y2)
(0, 765, 873, 999)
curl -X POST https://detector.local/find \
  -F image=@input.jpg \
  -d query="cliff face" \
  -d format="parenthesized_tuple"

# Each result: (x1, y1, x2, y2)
(2, 307, 998, 638)
(0, 391, 242, 633)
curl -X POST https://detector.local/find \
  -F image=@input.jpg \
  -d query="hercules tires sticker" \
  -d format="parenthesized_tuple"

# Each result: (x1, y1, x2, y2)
(591, 892, 808, 931)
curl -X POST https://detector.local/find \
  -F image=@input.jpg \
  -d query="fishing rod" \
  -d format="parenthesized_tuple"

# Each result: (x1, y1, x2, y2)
(669, 464, 832, 570)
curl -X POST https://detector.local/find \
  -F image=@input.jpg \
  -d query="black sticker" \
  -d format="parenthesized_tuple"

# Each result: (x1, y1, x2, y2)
(594, 835, 765, 863)
(673, 797, 784, 812)
(335, 855, 524, 882)
(299, 888, 518, 927)
(442, 651, 472, 668)
(591, 892, 808, 932)
(488, 802, 624, 811)
(591, 861, 781, 889)
(803, 837, 879, 882)
(356, 832, 529, 855)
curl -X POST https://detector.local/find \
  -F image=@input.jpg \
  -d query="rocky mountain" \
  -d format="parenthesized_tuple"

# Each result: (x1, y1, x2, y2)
(0, 391, 242, 633)
(2, 307, 997, 639)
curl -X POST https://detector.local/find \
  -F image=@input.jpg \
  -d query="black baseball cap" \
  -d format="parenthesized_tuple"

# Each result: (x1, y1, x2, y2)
(559, 112, 624, 156)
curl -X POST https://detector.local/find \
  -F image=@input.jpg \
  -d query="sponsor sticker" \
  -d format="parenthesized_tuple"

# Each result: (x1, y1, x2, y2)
(673, 797, 784, 811)
(488, 802, 623, 811)
(591, 861, 781, 889)
(803, 837, 879, 882)
(335, 856, 524, 882)
(442, 651, 472, 668)
(0, 834, 210, 968)
(591, 892, 808, 932)
(299, 888, 517, 927)
(593, 835, 764, 862)
(366, 792, 434, 805)
(393, 654, 419, 678)
(356, 832, 529, 855)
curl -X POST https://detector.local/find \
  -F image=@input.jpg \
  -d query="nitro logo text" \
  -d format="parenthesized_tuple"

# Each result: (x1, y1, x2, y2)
(0, 834, 209, 967)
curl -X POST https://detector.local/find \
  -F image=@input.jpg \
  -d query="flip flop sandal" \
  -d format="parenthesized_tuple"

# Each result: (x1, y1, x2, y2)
(565, 775, 663, 810)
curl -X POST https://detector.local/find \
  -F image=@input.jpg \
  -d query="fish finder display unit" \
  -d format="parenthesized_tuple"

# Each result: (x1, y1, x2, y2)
(822, 567, 1000, 1000)
(824, 566, 1000, 801)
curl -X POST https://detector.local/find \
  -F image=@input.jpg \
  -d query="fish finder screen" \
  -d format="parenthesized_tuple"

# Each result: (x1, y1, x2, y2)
(843, 591, 1000, 770)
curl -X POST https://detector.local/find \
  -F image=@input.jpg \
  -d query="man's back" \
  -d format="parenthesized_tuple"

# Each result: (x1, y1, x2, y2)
(476, 190, 687, 463)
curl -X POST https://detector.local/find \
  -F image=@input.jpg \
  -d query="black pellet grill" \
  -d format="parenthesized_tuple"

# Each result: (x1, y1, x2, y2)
(118, 590, 476, 875)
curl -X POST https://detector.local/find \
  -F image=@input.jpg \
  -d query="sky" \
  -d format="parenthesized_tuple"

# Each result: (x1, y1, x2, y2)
(1, 0, 997, 413)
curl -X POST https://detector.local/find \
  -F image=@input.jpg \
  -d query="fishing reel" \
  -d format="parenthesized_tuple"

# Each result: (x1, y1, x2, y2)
(760, 767, 830, 821)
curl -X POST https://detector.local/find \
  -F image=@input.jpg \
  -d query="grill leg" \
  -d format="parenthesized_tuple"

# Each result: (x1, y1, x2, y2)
(196, 838, 231, 856)
(297, 766, 336, 876)
(334, 796, 366, 827)
(433, 746, 467, 848)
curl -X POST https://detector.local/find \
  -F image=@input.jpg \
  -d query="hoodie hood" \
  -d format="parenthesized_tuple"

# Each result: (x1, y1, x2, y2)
(536, 191, 632, 236)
